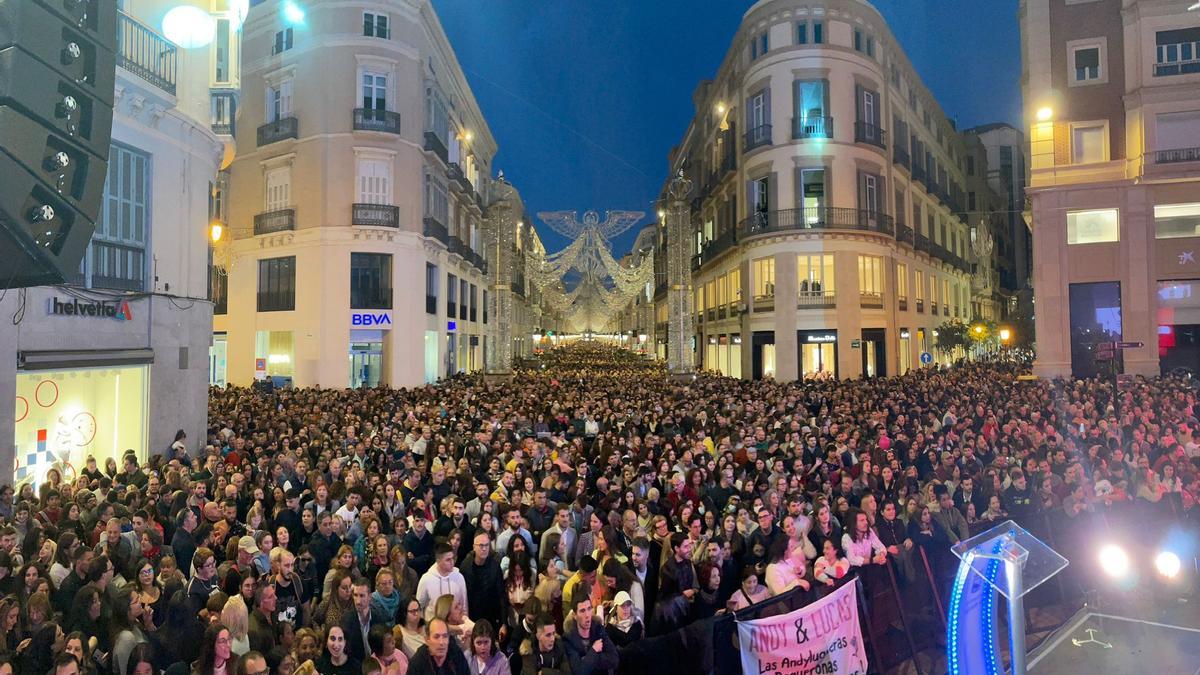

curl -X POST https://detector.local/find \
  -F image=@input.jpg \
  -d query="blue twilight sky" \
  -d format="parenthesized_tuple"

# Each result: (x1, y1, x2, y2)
(430, 0, 1023, 256)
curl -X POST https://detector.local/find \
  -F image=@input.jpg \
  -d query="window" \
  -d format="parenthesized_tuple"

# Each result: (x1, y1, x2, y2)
(858, 172, 882, 213)
(793, 80, 829, 136)
(1154, 203, 1200, 239)
(469, 284, 477, 322)
(813, 21, 823, 44)
(267, 79, 293, 122)
(867, 36, 875, 58)
(752, 257, 775, 300)
(799, 168, 826, 216)
(350, 253, 392, 309)
(968, 192, 977, 212)
(459, 278, 468, 320)
(424, 173, 449, 224)
(363, 12, 389, 38)
(797, 22, 808, 45)
(1154, 28, 1200, 77)
(1071, 122, 1107, 164)
(854, 28, 864, 52)
(447, 272, 457, 316)
(264, 166, 291, 211)
(1072, 45, 1100, 82)
(79, 143, 149, 291)
(727, 268, 741, 307)
(966, 156, 975, 176)
(798, 254, 835, 295)
(1067, 208, 1119, 244)
(272, 28, 293, 55)
(209, 262, 227, 315)
(749, 176, 770, 217)
(857, 255, 883, 296)
(258, 257, 296, 312)
(895, 189, 906, 225)
(425, 263, 438, 314)
(1156, 110, 1200, 152)
(356, 157, 391, 204)
(362, 72, 386, 111)
(915, 270, 925, 301)
(929, 274, 938, 306)
(750, 31, 769, 60)
(483, 289, 489, 324)
(214, 19, 231, 83)
(896, 263, 908, 299)
(748, 88, 770, 129)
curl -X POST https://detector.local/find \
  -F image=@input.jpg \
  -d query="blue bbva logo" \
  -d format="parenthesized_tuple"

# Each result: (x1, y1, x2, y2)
(351, 312, 392, 326)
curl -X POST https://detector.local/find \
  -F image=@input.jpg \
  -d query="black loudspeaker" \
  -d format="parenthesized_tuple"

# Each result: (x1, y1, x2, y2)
(0, 0, 116, 289)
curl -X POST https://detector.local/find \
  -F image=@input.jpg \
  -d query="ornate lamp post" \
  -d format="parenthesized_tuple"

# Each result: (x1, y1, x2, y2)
(665, 169, 695, 377)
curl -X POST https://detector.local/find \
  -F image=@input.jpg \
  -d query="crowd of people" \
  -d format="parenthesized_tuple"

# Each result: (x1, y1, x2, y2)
(0, 342, 1196, 675)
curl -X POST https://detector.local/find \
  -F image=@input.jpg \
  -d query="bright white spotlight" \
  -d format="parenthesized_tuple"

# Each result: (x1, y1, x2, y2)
(162, 6, 217, 48)
(1156, 551, 1182, 579)
(282, 0, 306, 24)
(1098, 544, 1130, 578)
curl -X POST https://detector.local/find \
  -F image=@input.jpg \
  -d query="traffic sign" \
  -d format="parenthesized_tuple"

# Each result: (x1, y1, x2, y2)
(1116, 341, 1144, 349)
(920, 352, 933, 365)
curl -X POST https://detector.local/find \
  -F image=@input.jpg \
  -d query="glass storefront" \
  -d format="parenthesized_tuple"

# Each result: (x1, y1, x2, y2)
(209, 334, 227, 387)
(1069, 281, 1122, 378)
(255, 330, 295, 378)
(1158, 280, 1200, 375)
(424, 331, 439, 384)
(349, 342, 383, 388)
(799, 330, 837, 379)
(14, 366, 148, 487)
(899, 329, 912, 374)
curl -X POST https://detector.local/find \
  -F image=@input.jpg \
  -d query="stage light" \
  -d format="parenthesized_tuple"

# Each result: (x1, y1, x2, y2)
(1156, 551, 1182, 579)
(1098, 544, 1130, 578)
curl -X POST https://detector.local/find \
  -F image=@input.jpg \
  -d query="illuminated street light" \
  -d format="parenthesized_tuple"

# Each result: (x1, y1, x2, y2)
(999, 328, 1012, 342)
(1035, 106, 1054, 122)
(209, 221, 224, 243)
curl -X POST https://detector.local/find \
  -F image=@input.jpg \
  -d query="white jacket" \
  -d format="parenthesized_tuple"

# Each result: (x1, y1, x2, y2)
(416, 566, 469, 621)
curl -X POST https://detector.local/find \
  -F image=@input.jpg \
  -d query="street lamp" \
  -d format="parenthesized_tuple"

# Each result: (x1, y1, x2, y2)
(972, 324, 986, 337)
(999, 328, 1012, 343)
(1035, 106, 1054, 122)
(209, 221, 224, 243)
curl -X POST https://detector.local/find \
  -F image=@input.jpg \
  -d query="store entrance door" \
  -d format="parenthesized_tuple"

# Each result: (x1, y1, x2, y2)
(349, 342, 383, 388)
(861, 328, 887, 378)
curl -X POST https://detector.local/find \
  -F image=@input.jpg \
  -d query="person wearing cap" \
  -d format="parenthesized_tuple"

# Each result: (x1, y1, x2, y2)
(603, 590, 642, 647)
(236, 536, 260, 573)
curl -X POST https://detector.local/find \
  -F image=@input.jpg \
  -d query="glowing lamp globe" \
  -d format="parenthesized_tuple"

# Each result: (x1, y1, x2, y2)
(1155, 551, 1182, 579)
(1098, 544, 1130, 579)
(162, 6, 216, 49)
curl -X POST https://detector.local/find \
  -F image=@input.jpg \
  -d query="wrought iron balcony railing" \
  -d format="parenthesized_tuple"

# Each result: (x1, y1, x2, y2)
(257, 117, 298, 146)
(118, 11, 177, 97)
(353, 108, 401, 134)
(854, 121, 887, 149)
(254, 208, 296, 235)
(352, 203, 399, 228)
(792, 116, 833, 139)
(744, 124, 773, 152)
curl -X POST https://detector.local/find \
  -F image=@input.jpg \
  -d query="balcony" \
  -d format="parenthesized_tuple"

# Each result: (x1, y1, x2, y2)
(353, 108, 401, 135)
(447, 163, 474, 195)
(744, 124, 773, 152)
(916, 299, 924, 313)
(692, 227, 738, 270)
(915, 232, 933, 255)
(797, 290, 836, 309)
(422, 216, 449, 245)
(211, 90, 236, 136)
(737, 207, 895, 239)
(893, 145, 910, 169)
(911, 163, 927, 186)
(1154, 59, 1200, 77)
(467, 250, 487, 273)
(898, 296, 908, 311)
(254, 208, 295, 235)
(1156, 147, 1200, 164)
(118, 11, 177, 97)
(860, 292, 884, 309)
(352, 203, 399, 228)
(792, 116, 833, 140)
(424, 132, 449, 163)
(448, 235, 469, 259)
(854, 121, 887, 149)
(257, 117, 298, 146)
(896, 223, 915, 247)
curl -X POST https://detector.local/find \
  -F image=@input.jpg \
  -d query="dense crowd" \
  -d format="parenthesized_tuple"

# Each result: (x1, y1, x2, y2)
(0, 342, 1197, 675)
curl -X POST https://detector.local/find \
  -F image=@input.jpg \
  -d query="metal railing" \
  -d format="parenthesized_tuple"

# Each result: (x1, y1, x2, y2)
(447, 163, 473, 194)
(896, 223, 915, 246)
(211, 90, 236, 136)
(915, 232, 933, 254)
(916, 298, 924, 313)
(738, 207, 895, 239)
(352, 203, 399, 228)
(257, 117, 298, 146)
(254, 208, 295, 235)
(860, 292, 884, 308)
(792, 116, 833, 139)
(1153, 59, 1200, 77)
(353, 108, 401, 134)
(692, 228, 738, 270)
(424, 132, 449, 162)
(854, 121, 887, 149)
(797, 290, 836, 308)
(118, 11, 177, 96)
(744, 124, 773, 151)
(448, 235, 469, 258)
(422, 216, 449, 245)
(1156, 146, 1200, 164)
(898, 296, 908, 311)
(893, 145, 910, 168)
(911, 162, 927, 186)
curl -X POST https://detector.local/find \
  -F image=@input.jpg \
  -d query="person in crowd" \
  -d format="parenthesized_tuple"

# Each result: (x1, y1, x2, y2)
(367, 625, 408, 675)
(465, 620, 508, 675)
(415, 545, 468, 623)
(406, 618, 468, 675)
(313, 625, 359, 675)
(521, 615, 570, 675)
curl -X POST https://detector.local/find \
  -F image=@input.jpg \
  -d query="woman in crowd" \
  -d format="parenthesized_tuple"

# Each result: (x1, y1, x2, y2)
(393, 599, 425, 659)
(313, 626, 358, 675)
(466, 620, 509, 675)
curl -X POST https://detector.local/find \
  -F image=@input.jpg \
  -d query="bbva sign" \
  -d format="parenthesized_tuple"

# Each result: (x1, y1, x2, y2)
(351, 311, 393, 327)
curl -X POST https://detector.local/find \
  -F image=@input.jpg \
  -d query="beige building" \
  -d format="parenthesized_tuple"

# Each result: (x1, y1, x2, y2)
(216, 0, 502, 388)
(655, 0, 1000, 380)
(1022, 0, 1200, 378)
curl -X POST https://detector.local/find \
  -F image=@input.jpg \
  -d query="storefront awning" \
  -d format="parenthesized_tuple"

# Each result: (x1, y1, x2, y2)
(19, 348, 156, 371)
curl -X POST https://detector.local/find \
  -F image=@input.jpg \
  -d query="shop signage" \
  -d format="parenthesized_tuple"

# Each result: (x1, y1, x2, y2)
(350, 310, 393, 327)
(806, 334, 836, 343)
(49, 296, 133, 321)
(447, 321, 457, 332)
(850, 339, 862, 349)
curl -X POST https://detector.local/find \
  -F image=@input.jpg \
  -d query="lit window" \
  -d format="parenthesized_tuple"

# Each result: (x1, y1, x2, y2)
(1071, 123, 1107, 164)
(1154, 203, 1200, 239)
(1067, 208, 1119, 245)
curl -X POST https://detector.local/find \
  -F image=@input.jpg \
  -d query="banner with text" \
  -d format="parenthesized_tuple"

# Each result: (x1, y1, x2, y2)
(736, 581, 868, 675)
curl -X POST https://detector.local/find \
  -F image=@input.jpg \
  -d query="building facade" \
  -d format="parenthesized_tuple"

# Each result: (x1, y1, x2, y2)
(657, 0, 998, 381)
(964, 122, 1031, 301)
(0, 0, 227, 483)
(216, 0, 500, 388)
(1022, 0, 1200, 378)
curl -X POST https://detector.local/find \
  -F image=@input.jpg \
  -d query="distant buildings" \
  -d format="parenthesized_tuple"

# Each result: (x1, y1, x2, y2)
(642, 0, 1012, 380)
(1021, 0, 1200, 378)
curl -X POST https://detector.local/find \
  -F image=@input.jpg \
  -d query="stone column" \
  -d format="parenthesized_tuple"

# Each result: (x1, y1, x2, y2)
(486, 175, 515, 376)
